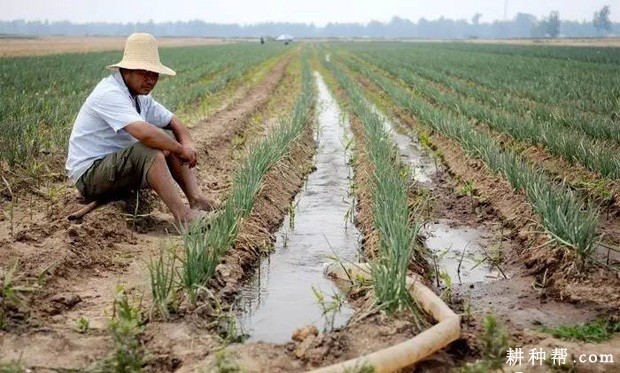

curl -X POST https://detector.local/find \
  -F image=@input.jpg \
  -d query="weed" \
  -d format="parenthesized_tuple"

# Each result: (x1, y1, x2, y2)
(343, 362, 375, 373)
(479, 243, 508, 280)
(456, 315, 509, 371)
(344, 193, 357, 229)
(106, 286, 144, 373)
(458, 180, 475, 197)
(217, 313, 248, 345)
(577, 178, 614, 206)
(287, 200, 297, 230)
(312, 286, 345, 333)
(212, 349, 245, 373)
(1, 260, 35, 330)
(438, 270, 453, 303)
(480, 314, 509, 368)
(461, 298, 474, 322)
(458, 180, 479, 213)
(45, 184, 65, 216)
(418, 131, 432, 149)
(428, 247, 450, 287)
(75, 316, 90, 334)
(148, 240, 177, 319)
(0, 361, 26, 373)
(542, 319, 620, 343)
(5, 200, 15, 238)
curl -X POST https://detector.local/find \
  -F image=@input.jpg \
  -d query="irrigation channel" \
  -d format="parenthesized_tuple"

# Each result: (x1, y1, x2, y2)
(370, 102, 503, 286)
(237, 72, 361, 343)
(236, 73, 501, 344)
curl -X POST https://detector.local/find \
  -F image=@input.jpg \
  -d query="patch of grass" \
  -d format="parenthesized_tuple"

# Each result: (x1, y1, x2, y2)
(1, 260, 35, 330)
(0, 361, 26, 373)
(75, 316, 90, 334)
(104, 286, 144, 373)
(212, 349, 245, 373)
(312, 286, 346, 333)
(542, 319, 620, 343)
(458, 314, 509, 372)
(343, 362, 375, 373)
(148, 240, 177, 318)
(480, 315, 509, 367)
(216, 313, 249, 345)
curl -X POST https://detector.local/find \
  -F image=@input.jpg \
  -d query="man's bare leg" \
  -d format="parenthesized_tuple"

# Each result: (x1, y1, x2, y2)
(147, 151, 205, 224)
(166, 152, 216, 211)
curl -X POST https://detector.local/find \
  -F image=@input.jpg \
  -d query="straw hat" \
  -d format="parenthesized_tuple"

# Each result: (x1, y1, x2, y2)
(107, 33, 176, 76)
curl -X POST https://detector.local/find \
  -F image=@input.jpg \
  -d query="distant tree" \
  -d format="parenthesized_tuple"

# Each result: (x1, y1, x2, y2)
(389, 16, 414, 37)
(540, 11, 560, 38)
(472, 13, 482, 25)
(593, 5, 612, 36)
(514, 13, 537, 37)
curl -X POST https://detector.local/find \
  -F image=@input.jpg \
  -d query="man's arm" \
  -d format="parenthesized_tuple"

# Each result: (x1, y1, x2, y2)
(124, 121, 197, 167)
(166, 115, 193, 146)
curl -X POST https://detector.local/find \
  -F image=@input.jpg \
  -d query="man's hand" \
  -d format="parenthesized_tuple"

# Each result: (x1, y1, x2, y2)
(177, 144, 197, 168)
(125, 120, 199, 168)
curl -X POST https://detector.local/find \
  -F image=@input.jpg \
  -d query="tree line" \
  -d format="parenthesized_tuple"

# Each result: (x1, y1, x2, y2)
(1, 7, 616, 39)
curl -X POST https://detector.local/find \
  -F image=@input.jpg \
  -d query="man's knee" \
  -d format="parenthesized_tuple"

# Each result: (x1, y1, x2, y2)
(151, 149, 167, 167)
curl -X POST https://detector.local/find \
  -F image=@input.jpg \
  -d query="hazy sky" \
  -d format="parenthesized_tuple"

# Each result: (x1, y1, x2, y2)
(3, 0, 619, 24)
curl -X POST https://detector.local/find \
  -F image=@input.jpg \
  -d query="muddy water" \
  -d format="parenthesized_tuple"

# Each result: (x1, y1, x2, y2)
(237, 72, 361, 343)
(368, 102, 501, 285)
(426, 221, 503, 284)
(369, 105, 438, 186)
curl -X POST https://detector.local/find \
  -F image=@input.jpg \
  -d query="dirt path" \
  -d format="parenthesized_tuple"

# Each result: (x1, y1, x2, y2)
(0, 36, 228, 57)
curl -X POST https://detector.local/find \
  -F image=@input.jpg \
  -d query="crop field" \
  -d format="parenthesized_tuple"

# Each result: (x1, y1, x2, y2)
(1, 40, 619, 372)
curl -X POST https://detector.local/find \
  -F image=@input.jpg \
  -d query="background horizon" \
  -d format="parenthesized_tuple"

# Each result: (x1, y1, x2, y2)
(3, 0, 620, 25)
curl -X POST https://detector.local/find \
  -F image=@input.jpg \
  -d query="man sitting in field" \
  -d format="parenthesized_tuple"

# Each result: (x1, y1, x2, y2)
(65, 33, 214, 225)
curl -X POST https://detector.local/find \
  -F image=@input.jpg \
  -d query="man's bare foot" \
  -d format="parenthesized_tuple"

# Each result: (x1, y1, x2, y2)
(189, 196, 218, 212)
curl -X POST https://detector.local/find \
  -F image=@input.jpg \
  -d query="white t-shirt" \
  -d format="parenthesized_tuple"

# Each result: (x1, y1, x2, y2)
(65, 72, 173, 183)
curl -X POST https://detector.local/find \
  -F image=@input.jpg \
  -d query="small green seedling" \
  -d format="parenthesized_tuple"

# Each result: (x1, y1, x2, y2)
(75, 316, 90, 333)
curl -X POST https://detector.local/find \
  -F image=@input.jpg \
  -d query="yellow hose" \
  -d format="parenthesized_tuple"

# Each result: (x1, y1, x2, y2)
(310, 263, 461, 373)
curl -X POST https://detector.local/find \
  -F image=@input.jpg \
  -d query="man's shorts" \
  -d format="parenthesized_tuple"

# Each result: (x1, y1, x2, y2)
(75, 131, 174, 201)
